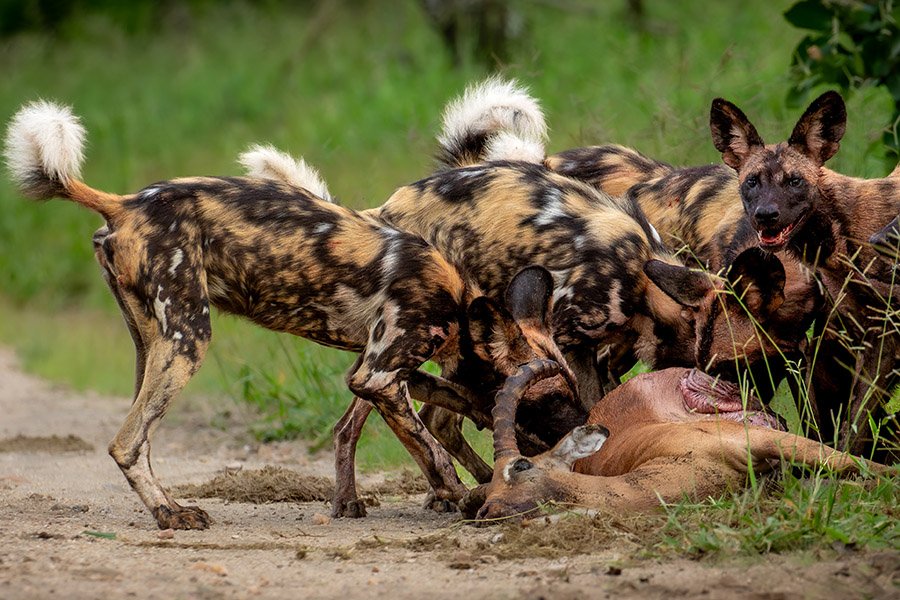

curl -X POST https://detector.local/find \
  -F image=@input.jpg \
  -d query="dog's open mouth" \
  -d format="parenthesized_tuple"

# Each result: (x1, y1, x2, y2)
(756, 221, 797, 249)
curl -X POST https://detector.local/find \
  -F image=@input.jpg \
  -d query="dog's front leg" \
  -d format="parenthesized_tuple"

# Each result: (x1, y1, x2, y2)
(419, 404, 493, 484)
(839, 333, 892, 454)
(346, 374, 467, 509)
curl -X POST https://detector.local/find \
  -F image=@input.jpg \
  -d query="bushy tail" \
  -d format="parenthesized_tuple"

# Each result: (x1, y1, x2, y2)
(436, 76, 547, 169)
(238, 144, 333, 202)
(4, 100, 122, 219)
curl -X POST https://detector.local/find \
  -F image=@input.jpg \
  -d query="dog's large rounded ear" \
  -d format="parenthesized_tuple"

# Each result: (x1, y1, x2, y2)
(788, 91, 846, 165)
(505, 265, 554, 328)
(726, 247, 786, 319)
(644, 260, 713, 308)
(710, 98, 765, 170)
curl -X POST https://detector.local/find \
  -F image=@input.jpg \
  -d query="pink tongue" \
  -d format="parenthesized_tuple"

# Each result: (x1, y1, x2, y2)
(759, 230, 784, 245)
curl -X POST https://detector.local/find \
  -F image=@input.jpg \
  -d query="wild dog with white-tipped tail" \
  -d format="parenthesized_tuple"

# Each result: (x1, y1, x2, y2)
(3, 101, 580, 527)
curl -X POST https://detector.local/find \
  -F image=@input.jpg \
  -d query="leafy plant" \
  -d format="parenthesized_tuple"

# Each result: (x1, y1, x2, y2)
(785, 0, 900, 164)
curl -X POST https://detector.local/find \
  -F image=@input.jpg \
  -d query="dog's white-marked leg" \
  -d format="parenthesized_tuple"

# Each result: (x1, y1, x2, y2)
(331, 397, 373, 518)
(108, 282, 212, 529)
(348, 374, 466, 509)
(346, 315, 467, 509)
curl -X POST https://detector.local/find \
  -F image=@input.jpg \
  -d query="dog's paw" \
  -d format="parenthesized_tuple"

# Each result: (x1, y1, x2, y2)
(331, 499, 367, 519)
(154, 504, 212, 530)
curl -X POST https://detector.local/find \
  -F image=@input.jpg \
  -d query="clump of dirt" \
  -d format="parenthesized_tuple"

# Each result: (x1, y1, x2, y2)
(171, 465, 430, 505)
(487, 510, 666, 560)
(172, 465, 333, 503)
(0, 434, 93, 453)
(364, 469, 429, 496)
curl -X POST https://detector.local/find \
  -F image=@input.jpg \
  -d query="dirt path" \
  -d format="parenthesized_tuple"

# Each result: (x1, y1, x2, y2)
(0, 348, 897, 599)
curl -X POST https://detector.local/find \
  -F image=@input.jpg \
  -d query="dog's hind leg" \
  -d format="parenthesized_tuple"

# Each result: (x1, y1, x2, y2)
(331, 396, 373, 518)
(95, 226, 147, 400)
(106, 270, 213, 529)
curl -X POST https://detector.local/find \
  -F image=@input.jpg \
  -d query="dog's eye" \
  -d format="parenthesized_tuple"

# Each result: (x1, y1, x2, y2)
(745, 176, 759, 189)
(788, 176, 804, 188)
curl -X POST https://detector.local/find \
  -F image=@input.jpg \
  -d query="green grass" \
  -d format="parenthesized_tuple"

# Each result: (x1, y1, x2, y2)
(660, 468, 899, 556)
(0, 0, 897, 474)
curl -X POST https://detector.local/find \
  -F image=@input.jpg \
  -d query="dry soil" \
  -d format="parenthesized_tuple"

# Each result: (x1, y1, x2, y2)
(0, 348, 897, 599)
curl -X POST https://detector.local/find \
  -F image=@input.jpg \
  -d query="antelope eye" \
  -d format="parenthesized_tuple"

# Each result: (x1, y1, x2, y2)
(511, 458, 533, 474)
(745, 175, 759, 188)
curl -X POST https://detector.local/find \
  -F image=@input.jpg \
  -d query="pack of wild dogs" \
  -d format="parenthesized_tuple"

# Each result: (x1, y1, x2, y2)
(5, 79, 900, 530)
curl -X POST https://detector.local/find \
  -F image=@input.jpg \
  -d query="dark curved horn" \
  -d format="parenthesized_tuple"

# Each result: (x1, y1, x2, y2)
(492, 359, 562, 461)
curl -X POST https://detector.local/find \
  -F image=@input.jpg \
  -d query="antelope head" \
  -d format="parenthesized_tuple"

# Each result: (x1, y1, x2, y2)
(472, 358, 610, 521)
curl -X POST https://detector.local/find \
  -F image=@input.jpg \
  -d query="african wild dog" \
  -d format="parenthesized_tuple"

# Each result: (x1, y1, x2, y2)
(246, 144, 809, 510)
(431, 78, 822, 401)
(240, 150, 590, 515)
(3, 101, 580, 527)
(710, 91, 900, 452)
(370, 162, 811, 514)
(468, 362, 887, 521)
(542, 140, 822, 405)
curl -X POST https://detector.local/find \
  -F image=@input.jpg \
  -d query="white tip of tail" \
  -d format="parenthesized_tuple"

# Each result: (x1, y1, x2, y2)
(484, 131, 547, 164)
(4, 100, 86, 198)
(238, 144, 333, 202)
(438, 76, 547, 165)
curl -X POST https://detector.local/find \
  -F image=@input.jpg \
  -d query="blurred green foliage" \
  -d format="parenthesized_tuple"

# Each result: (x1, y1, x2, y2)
(785, 0, 900, 162)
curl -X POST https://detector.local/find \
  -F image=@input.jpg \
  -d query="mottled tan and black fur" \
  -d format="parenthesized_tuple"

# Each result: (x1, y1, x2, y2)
(431, 80, 821, 401)
(238, 151, 598, 514)
(373, 160, 807, 393)
(3, 101, 583, 528)
(547, 147, 754, 271)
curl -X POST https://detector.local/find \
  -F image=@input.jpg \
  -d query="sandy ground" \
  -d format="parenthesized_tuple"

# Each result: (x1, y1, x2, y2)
(0, 347, 897, 600)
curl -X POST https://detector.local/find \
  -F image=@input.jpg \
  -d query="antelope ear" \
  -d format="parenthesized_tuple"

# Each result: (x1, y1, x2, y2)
(727, 248, 786, 319)
(550, 424, 609, 468)
(710, 97, 765, 170)
(467, 296, 530, 368)
(788, 91, 846, 165)
(644, 260, 713, 308)
(505, 265, 554, 329)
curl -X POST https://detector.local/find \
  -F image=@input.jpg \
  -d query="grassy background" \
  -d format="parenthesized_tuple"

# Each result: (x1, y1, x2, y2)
(0, 0, 896, 472)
